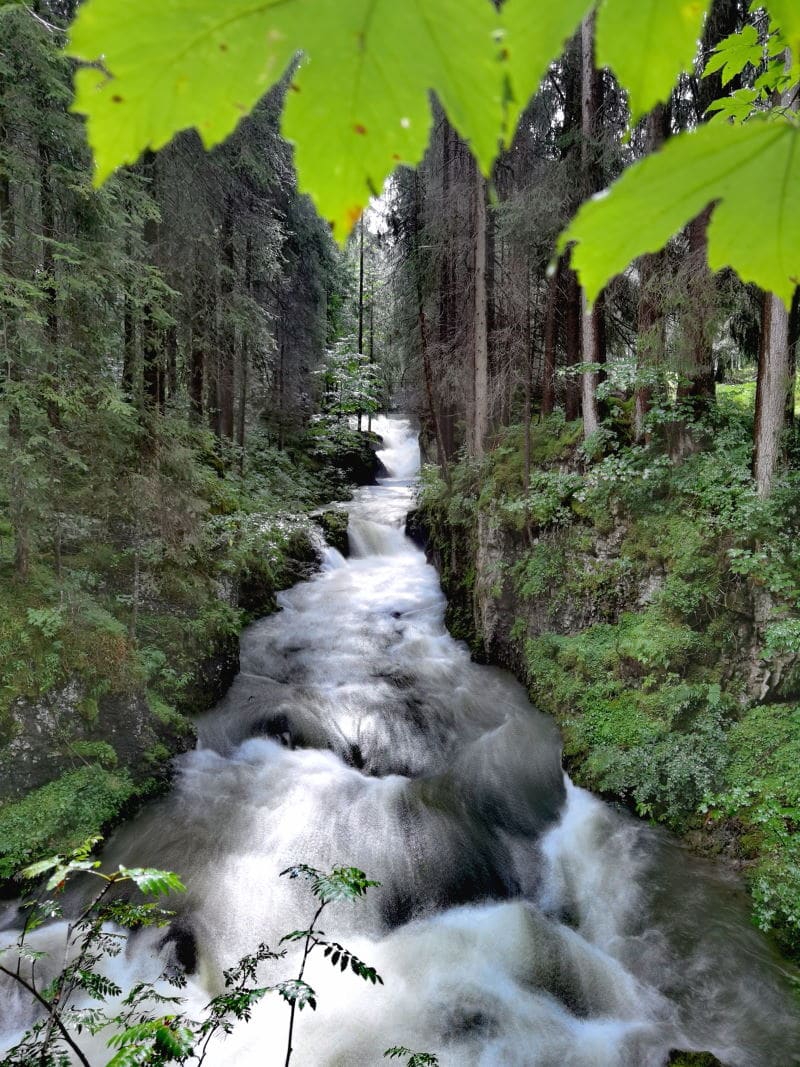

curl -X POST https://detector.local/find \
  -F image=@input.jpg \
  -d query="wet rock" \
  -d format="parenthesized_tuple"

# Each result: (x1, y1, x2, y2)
(667, 1053, 725, 1067)
(327, 429, 385, 485)
(317, 509, 350, 555)
(404, 507, 430, 551)
(249, 713, 294, 748)
(161, 920, 198, 975)
(0, 686, 194, 803)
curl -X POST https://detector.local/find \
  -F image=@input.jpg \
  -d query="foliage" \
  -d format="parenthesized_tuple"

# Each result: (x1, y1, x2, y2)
(0, 768, 138, 880)
(67, 0, 800, 307)
(68, 0, 503, 238)
(562, 118, 800, 307)
(419, 406, 800, 950)
(385, 1049, 440, 1067)
(318, 340, 383, 419)
(1, 847, 431, 1067)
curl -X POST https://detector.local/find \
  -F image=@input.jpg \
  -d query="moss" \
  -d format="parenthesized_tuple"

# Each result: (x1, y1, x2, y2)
(317, 509, 350, 554)
(67, 740, 118, 768)
(0, 766, 139, 879)
(78, 696, 99, 723)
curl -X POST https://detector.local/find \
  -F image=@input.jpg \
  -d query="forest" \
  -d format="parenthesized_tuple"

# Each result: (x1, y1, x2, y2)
(1, 0, 800, 1065)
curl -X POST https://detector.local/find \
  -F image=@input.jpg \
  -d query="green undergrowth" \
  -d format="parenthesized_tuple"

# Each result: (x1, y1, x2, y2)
(0, 765, 139, 880)
(420, 407, 800, 957)
(0, 425, 367, 879)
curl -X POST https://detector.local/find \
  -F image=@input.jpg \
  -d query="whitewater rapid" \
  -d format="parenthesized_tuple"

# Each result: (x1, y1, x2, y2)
(2, 415, 799, 1066)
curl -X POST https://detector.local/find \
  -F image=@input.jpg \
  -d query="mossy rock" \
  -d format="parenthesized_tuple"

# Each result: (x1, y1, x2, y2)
(318, 509, 350, 555)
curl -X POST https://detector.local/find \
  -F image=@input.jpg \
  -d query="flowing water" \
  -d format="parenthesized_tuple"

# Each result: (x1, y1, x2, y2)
(2, 415, 800, 1066)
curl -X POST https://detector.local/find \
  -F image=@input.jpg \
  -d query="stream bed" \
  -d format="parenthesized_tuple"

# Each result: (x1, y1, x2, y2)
(2, 415, 800, 1066)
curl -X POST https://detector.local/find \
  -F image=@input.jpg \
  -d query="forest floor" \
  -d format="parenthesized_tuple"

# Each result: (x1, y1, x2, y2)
(419, 399, 800, 963)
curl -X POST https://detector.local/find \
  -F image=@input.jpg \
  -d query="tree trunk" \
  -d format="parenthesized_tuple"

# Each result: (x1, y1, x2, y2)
(472, 163, 489, 458)
(678, 206, 716, 407)
(523, 259, 533, 491)
(412, 171, 449, 481)
(141, 153, 162, 411)
(237, 235, 253, 470)
(2, 130, 29, 579)
(787, 288, 799, 428)
(541, 263, 559, 418)
(634, 105, 668, 443)
(217, 207, 235, 441)
(579, 13, 603, 440)
(357, 215, 365, 430)
(564, 267, 581, 420)
(581, 291, 601, 438)
(189, 256, 205, 423)
(165, 323, 178, 403)
(437, 117, 456, 460)
(753, 291, 792, 498)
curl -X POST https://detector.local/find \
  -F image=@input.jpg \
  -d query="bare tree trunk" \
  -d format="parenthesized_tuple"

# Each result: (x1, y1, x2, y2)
(523, 259, 533, 491)
(787, 288, 799, 429)
(753, 291, 792, 498)
(237, 235, 253, 471)
(678, 207, 716, 406)
(217, 207, 235, 441)
(634, 250, 662, 443)
(634, 105, 668, 443)
(141, 153, 162, 412)
(165, 323, 178, 403)
(437, 117, 456, 460)
(206, 272, 220, 437)
(277, 329, 285, 450)
(2, 127, 29, 578)
(357, 215, 368, 429)
(541, 263, 559, 418)
(579, 13, 603, 441)
(564, 267, 581, 420)
(472, 163, 489, 458)
(581, 291, 601, 438)
(412, 171, 449, 481)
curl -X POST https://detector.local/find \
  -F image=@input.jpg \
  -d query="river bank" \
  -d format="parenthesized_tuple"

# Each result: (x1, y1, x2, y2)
(0, 425, 383, 884)
(415, 409, 800, 963)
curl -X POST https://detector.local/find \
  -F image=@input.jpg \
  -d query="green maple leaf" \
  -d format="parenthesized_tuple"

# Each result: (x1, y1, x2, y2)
(596, 0, 711, 123)
(560, 117, 800, 307)
(67, 0, 504, 240)
(284, 0, 503, 237)
(501, 0, 592, 142)
(704, 24, 764, 87)
(67, 1, 297, 182)
(768, 0, 800, 60)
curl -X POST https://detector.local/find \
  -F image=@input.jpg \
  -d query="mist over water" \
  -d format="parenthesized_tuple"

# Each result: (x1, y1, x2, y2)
(2, 415, 799, 1065)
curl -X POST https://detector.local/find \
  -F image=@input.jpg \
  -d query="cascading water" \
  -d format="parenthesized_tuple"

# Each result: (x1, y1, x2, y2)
(2, 414, 799, 1066)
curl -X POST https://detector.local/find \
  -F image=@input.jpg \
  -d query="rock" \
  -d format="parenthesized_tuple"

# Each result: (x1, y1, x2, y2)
(404, 508, 429, 551)
(328, 429, 385, 485)
(0, 685, 195, 804)
(317, 509, 350, 555)
(667, 1053, 725, 1067)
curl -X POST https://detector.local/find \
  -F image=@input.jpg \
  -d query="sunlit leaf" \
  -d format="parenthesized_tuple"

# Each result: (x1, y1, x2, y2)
(597, 0, 711, 124)
(116, 866, 186, 897)
(502, 0, 591, 142)
(703, 23, 763, 87)
(67, 0, 504, 240)
(767, 0, 800, 59)
(560, 117, 800, 307)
